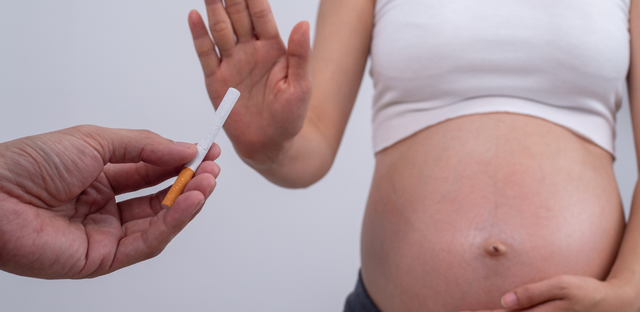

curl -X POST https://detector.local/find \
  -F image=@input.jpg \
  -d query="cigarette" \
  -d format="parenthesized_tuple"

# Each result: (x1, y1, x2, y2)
(161, 87, 241, 209)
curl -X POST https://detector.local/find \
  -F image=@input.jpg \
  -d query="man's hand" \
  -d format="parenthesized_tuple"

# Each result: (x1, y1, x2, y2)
(0, 125, 220, 279)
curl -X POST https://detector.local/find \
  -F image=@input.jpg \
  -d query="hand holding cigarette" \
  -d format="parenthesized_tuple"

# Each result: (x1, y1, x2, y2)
(0, 125, 220, 279)
(162, 88, 240, 208)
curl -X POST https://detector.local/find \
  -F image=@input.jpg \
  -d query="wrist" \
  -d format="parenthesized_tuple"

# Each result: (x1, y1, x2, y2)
(606, 275, 640, 311)
(241, 137, 313, 188)
(238, 129, 334, 188)
(235, 136, 291, 171)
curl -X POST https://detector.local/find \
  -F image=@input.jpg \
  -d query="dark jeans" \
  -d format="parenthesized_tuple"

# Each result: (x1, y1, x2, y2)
(343, 271, 382, 312)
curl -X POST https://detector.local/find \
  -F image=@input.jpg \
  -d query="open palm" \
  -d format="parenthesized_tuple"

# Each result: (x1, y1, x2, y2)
(188, 0, 312, 162)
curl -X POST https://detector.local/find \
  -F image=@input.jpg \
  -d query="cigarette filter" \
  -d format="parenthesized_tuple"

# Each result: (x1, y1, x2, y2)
(162, 87, 241, 209)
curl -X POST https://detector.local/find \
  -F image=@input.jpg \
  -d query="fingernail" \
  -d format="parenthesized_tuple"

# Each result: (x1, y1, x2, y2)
(191, 200, 205, 218)
(175, 141, 196, 150)
(501, 293, 518, 308)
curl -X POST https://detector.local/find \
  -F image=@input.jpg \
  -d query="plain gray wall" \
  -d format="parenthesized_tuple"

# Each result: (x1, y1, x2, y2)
(0, 1, 636, 311)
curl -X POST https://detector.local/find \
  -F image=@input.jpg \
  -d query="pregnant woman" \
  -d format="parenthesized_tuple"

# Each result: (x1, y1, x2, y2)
(187, 0, 640, 310)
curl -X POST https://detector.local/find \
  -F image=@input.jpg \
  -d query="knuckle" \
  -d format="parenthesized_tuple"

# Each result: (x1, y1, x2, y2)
(136, 129, 156, 138)
(225, 1, 248, 15)
(210, 19, 232, 33)
(67, 125, 104, 143)
(515, 285, 536, 304)
(71, 124, 97, 133)
(68, 125, 110, 156)
(193, 37, 219, 61)
(197, 46, 217, 59)
(148, 247, 163, 259)
(141, 231, 165, 260)
(136, 163, 153, 186)
(251, 6, 272, 20)
(134, 130, 158, 156)
(554, 275, 573, 294)
(205, 0, 223, 7)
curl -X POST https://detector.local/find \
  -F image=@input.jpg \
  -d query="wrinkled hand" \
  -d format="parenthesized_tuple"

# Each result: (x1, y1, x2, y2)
(0, 125, 220, 279)
(460, 275, 636, 312)
(188, 0, 311, 164)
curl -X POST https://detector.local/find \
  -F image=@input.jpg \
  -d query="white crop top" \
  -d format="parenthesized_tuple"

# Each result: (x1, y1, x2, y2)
(370, 0, 630, 154)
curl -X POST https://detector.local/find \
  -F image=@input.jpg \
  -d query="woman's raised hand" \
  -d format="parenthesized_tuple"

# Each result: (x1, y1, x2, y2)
(188, 0, 312, 166)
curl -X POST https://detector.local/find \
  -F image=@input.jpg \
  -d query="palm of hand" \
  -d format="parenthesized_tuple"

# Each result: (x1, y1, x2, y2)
(189, 2, 311, 161)
(207, 39, 296, 148)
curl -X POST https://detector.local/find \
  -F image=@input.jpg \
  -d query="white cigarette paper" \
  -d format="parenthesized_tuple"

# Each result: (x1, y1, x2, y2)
(161, 87, 240, 209)
(185, 87, 240, 171)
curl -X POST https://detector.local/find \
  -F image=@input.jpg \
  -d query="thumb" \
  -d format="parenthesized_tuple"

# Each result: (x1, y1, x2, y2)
(501, 276, 573, 310)
(64, 125, 197, 167)
(287, 20, 311, 87)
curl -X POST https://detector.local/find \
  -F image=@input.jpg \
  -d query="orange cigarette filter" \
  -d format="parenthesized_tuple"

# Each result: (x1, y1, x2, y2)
(160, 88, 240, 209)
(161, 167, 195, 209)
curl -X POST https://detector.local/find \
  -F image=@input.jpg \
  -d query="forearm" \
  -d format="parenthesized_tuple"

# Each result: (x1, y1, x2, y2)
(606, 182, 640, 310)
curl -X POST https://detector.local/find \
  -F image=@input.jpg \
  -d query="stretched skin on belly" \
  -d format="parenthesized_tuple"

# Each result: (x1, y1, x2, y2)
(360, 113, 625, 312)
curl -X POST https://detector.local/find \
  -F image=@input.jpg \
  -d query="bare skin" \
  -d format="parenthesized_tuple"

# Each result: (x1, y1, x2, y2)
(188, 0, 640, 310)
(361, 113, 624, 310)
(0, 126, 221, 279)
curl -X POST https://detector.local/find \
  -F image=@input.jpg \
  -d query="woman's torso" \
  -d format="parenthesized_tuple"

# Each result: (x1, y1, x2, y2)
(360, 0, 629, 311)
(361, 113, 625, 311)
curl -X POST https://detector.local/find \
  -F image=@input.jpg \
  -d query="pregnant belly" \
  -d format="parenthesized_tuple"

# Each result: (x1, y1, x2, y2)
(360, 113, 625, 312)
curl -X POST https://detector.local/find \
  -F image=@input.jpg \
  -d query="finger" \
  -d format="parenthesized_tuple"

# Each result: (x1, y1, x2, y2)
(177, 171, 216, 221)
(246, 0, 279, 40)
(224, 0, 254, 42)
(106, 142, 220, 196)
(503, 300, 568, 312)
(501, 276, 573, 310)
(203, 142, 222, 162)
(164, 190, 206, 232)
(519, 301, 569, 312)
(189, 10, 220, 78)
(109, 191, 205, 272)
(122, 217, 152, 238)
(78, 208, 124, 278)
(64, 126, 197, 167)
(186, 167, 217, 198)
(121, 172, 215, 235)
(118, 165, 218, 224)
(287, 21, 311, 87)
(205, 0, 237, 57)
(118, 187, 167, 225)
(197, 160, 221, 180)
(103, 162, 183, 195)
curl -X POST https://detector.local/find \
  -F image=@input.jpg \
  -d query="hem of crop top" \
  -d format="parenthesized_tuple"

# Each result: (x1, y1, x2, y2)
(371, 96, 615, 155)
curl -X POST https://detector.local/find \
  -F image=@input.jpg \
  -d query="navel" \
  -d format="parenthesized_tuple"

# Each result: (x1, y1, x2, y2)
(483, 240, 508, 257)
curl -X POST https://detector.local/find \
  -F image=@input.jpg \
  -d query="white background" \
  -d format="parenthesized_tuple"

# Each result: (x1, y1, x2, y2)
(0, 1, 636, 311)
